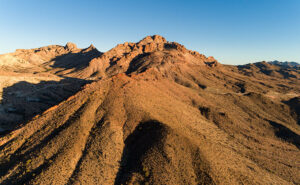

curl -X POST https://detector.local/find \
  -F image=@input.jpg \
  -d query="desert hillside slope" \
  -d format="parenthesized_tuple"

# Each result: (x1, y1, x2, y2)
(0, 42, 101, 131)
(0, 35, 299, 185)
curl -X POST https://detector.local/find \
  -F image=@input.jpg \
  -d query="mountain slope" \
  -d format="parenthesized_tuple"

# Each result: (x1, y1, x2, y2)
(0, 43, 100, 131)
(0, 36, 299, 185)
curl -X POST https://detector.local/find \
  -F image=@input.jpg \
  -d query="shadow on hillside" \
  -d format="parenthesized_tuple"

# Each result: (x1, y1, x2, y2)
(50, 47, 102, 71)
(268, 120, 300, 149)
(125, 53, 151, 75)
(284, 97, 300, 125)
(0, 77, 91, 134)
(114, 120, 165, 184)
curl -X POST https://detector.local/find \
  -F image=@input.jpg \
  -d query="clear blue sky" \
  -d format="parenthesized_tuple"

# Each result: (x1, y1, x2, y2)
(0, 0, 299, 64)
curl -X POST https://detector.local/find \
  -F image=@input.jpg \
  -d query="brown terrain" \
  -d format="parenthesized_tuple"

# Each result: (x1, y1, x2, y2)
(0, 35, 299, 185)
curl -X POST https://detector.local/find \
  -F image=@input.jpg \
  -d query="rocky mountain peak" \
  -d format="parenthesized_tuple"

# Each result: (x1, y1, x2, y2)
(137, 35, 167, 45)
(88, 44, 96, 49)
(65, 42, 77, 51)
(76, 35, 220, 79)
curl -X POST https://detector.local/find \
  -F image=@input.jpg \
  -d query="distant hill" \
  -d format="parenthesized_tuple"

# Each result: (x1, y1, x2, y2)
(268, 60, 300, 68)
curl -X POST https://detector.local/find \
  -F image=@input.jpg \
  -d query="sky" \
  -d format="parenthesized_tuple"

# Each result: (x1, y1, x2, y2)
(0, 0, 299, 65)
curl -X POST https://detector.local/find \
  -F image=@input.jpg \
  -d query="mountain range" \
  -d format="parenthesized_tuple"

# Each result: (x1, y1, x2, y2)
(0, 35, 299, 185)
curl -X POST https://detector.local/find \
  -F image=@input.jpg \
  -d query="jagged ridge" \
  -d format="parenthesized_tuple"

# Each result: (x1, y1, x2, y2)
(75, 35, 219, 79)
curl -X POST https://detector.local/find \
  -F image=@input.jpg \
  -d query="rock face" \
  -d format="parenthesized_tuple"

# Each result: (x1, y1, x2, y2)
(0, 35, 299, 185)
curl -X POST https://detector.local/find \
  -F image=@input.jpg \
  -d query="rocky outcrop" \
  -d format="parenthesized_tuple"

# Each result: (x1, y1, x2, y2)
(65, 42, 78, 51)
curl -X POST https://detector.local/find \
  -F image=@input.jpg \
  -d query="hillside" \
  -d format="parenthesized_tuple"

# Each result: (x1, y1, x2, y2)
(0, 35, 299, 185)
(0, 43, 101, 131)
